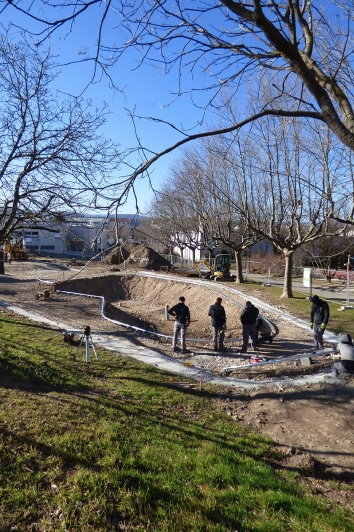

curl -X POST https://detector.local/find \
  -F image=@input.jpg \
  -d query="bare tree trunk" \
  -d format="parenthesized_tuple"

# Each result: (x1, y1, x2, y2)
(234, 250, 244, 283)
(179, 247, 184, 266)
(281, 252, 293, 298)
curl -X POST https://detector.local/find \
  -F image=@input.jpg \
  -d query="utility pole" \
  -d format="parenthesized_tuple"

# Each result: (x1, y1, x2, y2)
(346, 254, 351, 308)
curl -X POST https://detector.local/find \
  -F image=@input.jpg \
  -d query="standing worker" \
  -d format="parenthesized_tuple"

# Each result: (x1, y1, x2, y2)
(256, 316, 273, 344)
(168, 296, 190, 353)
(208, 297, 227, 351)
(310, 295, 329, 350)
(240, 301, 259, 353)
(332, 333, 354, 377)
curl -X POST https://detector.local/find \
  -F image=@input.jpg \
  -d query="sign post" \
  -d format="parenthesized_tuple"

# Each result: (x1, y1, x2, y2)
(340, 256, 353, 310)
(303, 268, 312, 298)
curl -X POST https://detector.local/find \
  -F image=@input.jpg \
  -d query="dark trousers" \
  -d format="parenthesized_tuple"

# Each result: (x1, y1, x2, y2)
(173, 322, 187, 350)
(332, 361, 354, 377)
(257, 333, 271, 344)
(313, 323, 324, 349)
(212, 326, 225, 349)
(242, 323, 257, 351)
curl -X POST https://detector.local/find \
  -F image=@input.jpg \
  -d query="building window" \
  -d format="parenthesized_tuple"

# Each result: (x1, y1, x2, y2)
(25, 231, 39, 236)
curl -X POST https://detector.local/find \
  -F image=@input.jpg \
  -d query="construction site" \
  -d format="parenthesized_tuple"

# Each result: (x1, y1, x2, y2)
(1, 243, 354, 481)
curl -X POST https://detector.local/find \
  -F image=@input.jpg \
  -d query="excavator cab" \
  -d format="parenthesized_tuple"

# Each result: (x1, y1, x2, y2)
(4, 236, 28, 261)
(214, 254, 231, 277)
(193, 253, 234, 281)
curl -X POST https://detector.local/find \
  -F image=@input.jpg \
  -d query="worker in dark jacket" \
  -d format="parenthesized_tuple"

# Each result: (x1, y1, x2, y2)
(168, 296, 190, 353)
(208, 297, 226, 351)
(240, 301, 259, 353)
(256, 317, 273, 344)
(332, 333, 354, 377)
(310, 295, 329, 350)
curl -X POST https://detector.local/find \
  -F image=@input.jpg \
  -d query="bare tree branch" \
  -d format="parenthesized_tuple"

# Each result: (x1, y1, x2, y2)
(0, 27, 121, 242)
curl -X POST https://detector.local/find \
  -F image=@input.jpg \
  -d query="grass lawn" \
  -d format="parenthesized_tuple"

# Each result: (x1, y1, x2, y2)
(0, 312, 353, 531)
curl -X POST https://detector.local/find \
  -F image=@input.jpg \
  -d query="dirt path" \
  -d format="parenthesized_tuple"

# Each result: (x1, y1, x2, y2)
(1, 259, 354, 492)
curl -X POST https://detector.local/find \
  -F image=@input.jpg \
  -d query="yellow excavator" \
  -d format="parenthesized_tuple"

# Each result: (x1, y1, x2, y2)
(193, 254, 234, 281)
(4, 236, 28, 261)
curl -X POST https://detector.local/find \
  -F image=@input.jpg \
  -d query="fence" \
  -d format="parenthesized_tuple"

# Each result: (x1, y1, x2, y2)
(162, 255, 349, 283)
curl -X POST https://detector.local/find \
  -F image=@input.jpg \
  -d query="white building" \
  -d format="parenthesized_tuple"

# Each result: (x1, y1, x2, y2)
(19, 214, 141, 258)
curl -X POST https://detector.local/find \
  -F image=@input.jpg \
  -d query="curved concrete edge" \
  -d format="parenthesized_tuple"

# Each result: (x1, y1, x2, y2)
(0, 298, 341, 390)
(0, 300, 71, 331)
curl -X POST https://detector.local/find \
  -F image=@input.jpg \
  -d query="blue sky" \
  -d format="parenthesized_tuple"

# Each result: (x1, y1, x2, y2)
(3, 1, 347, 216)
(4, 4, 213, 214)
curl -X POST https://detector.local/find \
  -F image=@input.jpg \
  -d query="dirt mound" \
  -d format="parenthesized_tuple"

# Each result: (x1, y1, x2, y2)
(103, 243, 172, 270)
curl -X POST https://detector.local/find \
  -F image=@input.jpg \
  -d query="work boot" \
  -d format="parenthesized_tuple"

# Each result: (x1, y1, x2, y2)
(240, 347, 247, 353)
(214, 345, 218, 351)
(173, 347, 179, 352)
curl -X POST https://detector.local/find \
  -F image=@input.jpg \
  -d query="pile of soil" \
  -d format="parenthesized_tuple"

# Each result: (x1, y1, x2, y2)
(102, 243, 172, 271)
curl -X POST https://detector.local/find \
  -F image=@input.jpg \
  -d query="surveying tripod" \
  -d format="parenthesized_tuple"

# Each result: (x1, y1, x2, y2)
(74, 325, 99, 363)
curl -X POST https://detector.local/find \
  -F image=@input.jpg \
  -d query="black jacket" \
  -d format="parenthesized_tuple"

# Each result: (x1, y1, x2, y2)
(310, 296, 329, 325)
(168, 302, 190, 325)
(241, 304, 259, 325)
(256, 317, 272, 335)
(337, 334, 354, 362)
(208, 302, 226, 328)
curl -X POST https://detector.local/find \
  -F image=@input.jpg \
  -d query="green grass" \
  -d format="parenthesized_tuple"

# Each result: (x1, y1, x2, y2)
(0, 314, 353, 531)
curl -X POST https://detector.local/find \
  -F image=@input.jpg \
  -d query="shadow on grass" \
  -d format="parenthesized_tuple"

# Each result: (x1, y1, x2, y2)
(0, 276, 34, 284)
(0, 352, 90, 392)
(1, 314, 354, 488)
(0, 314, 63, 333)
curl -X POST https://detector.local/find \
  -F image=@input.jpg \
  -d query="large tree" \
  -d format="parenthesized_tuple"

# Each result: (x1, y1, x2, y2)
(166, 144, 259, 283)
(149, 182, 202, 261)
(157, 111, 350, 297)
(0, 28, 120, 243)
(4, 0, 354, 204)
(219, 115, 350, 297)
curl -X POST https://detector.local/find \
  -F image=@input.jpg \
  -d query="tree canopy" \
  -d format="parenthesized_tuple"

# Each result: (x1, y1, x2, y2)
(4, 0, 354, 153)
(0, 28, 120, 242)
(152, 111, 350, 296)
(3, 0, 354, 246)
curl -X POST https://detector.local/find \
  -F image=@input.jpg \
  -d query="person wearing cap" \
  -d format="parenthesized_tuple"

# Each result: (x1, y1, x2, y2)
(310, 295, 329, 350)
(208, 297, 227, 351)
(168, 296, 190, 353)
(240, 301, 259, 353)
(332, 333, 354, 377)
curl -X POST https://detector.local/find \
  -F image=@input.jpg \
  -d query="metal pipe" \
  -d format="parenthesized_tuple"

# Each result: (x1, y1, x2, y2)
(223, 348, 335, 372)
